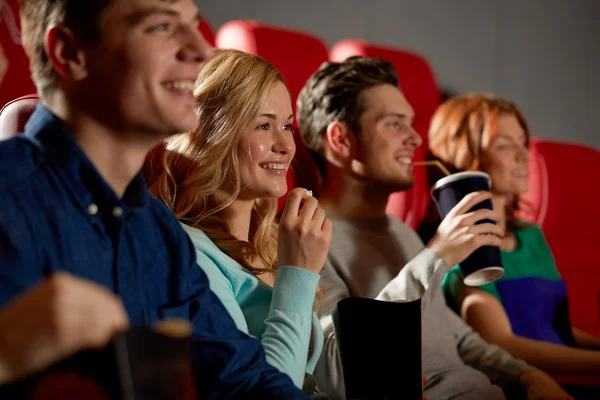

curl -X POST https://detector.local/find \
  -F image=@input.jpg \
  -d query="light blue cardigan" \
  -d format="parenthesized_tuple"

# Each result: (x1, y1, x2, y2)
(182, 224, 324, 388)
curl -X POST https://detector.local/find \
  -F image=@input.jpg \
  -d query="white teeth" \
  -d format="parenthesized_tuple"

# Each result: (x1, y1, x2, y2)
(163, 81, 195, 92)
(259, 163, 286, 170)
(397, 157, 412, 165)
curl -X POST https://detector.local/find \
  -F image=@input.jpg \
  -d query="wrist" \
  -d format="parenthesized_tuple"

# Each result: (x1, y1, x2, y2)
(426, 240, 454, 267)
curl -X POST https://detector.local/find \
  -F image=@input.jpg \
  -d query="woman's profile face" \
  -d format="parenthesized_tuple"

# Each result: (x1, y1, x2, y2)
(480, 113, 530, 196)
(237, 81, 296, 201)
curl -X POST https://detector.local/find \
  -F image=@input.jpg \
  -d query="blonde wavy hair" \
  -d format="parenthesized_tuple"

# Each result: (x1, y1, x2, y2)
(144, 49, 285, 275)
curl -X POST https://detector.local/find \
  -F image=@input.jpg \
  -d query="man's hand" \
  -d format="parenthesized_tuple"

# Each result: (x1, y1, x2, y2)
(0, 272, 129, 384)
(520, 369, 574, 400)
(427, 191, 504, 267)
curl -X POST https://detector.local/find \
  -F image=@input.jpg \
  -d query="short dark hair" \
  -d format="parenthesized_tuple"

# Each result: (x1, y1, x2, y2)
(19, 0, 111, 95)
(296, 56, 399, 167)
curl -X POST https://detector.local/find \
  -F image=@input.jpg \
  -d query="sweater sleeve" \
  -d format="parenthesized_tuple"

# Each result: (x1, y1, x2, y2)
(262, 266, 321, 387)
(191, 231, 319, 389)
(375, 247, 450, 312)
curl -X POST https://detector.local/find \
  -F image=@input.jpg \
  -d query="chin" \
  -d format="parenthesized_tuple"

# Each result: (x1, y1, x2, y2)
(393, 176, 416, 191)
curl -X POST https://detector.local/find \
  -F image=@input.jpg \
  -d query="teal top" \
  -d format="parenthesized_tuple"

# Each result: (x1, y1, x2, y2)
(182, 224, 324, 388)
(442, 224, 572, 345)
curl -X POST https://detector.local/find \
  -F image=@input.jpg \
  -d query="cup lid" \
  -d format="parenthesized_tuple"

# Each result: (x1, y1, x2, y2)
(432, 171, 491, 193)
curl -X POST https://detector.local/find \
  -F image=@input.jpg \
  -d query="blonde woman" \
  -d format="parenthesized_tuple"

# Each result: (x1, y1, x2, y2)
(144, 49, 331, 394)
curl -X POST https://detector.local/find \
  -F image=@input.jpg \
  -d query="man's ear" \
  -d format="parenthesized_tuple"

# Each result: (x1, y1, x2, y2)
(325, 121, 356, 162)
(45, 25, 89, 82)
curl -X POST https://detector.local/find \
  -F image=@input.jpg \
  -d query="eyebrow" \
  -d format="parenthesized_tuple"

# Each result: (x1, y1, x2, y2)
(494, 132, 526, 141)
(258, 114, 295, 120)
(375, 112, 413, 123)
(126, 6, 202, 26)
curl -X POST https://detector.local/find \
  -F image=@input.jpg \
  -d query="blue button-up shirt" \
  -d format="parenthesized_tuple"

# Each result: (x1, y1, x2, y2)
(0, 104, 306, 399)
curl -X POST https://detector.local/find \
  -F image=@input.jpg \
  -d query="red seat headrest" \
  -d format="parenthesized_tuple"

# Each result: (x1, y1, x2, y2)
(0, 94, 39, 140)
(199, 19, 216, 46)
(215, 20, 328, 110)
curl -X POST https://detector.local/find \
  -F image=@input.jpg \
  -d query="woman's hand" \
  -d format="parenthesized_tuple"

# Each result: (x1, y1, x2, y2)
(278, 188, 332, 274)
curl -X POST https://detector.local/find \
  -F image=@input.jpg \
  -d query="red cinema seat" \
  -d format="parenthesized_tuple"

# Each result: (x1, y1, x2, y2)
(0, 93, 39, 140)
(199, 19, 216, 46)
(329, 40, 441, 229)
(520, 138, 600, 336)
(215, 20, 328, 109)
(216, 20, 328, 212)
(0, 0, 37, 109)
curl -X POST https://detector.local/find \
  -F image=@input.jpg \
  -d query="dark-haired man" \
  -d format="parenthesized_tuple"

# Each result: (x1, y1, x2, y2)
(296, 56, 571, 400)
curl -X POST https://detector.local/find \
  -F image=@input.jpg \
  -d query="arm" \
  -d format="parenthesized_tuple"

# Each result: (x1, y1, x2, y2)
(446, 305, 532, 388)
(572, 327, 600, 350)
(0, 217, 128, 385)
(461, 287, 600, 375)
(182, 238, 307, 399)
(375, 247, 449, 311)
(262, 266, 320, 386)
(194, 249, 318, 390)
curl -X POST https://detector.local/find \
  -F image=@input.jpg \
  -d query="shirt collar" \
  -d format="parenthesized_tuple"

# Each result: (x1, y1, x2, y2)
(24, 103, 150, 221)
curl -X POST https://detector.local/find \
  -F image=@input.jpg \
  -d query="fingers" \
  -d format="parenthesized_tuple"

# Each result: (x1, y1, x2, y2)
(299, 196, 319, 221)
(468, 222, 504, 238)
(468, 224, 504, 247)
(447, 191, 493, 218)
(311, 207, 326, 228)
(280, 187, 306, 224)
(459, 208, 500, 227)
(321, 218, 333, 237)
(48, 273, 129, 350)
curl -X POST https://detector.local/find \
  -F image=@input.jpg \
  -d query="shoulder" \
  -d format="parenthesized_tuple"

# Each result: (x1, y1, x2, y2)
(179, 223, 247, 288)
(0, 137, 44, 190)
(386, 215, 424, 245)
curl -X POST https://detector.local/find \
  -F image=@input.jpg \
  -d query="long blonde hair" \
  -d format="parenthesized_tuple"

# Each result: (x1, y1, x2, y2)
(144, 49, 284, 275)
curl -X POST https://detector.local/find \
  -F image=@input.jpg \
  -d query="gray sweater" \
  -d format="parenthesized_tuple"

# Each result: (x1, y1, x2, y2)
(315, 215, 532, 400)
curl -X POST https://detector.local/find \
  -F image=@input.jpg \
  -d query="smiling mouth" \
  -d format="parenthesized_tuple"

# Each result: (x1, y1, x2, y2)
(162, 80, 195, 94)
(259, 162, 287, 171)
(396, 157, 413, 166)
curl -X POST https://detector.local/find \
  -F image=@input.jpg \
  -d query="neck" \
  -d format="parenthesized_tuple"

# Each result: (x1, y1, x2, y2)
(492, 194, 508, 231)
(46, 97, 164, 198)
(318, 165, 390, 219)
(218, 199, 255, 242)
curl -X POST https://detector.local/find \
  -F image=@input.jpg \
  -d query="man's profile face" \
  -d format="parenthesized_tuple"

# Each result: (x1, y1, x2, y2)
(80, 0, 213, 138)
(351, 84, 422, 193)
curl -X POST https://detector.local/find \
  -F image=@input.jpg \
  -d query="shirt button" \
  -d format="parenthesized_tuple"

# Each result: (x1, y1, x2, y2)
(87, 203, 98, 215)
(112, 206, 124, 217)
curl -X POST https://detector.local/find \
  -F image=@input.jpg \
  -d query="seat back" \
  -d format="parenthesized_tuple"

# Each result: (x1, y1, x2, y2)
(216, 20, 328, 212)
(199, 19, 216, 46)
(519, 138, 600, 335)
(0, 93, 39, 139)
(0, 0, 37, 109)
(216, 20, 328, 109)
(329, 40, 441, 229)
